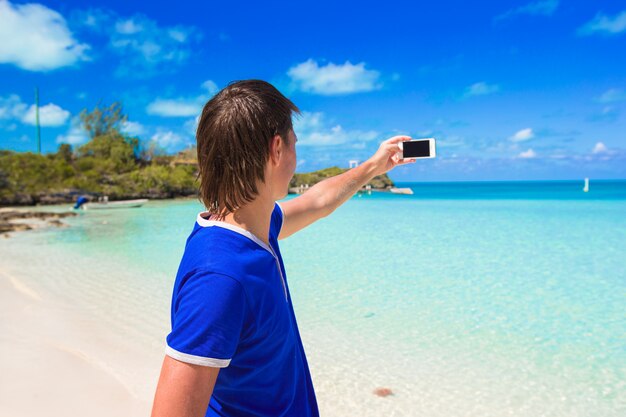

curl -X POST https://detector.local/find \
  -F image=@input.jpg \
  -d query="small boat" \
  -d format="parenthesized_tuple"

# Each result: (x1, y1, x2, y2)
(73, 196, 148, 210)
(389, 187, 414, 195)
(583, 177, 589, 193)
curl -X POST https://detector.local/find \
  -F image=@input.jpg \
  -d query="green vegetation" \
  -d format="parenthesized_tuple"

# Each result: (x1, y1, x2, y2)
(0, 102, 393, 206)
(0, 103, 197, 205)
(290, 167, 394, 190)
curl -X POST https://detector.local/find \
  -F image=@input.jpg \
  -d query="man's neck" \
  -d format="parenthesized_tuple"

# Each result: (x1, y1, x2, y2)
(219, 195, 275, 246)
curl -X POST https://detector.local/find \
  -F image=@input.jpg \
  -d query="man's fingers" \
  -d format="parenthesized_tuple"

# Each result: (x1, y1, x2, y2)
(384, 135, 412, 145)
(396, 158, 417, 165)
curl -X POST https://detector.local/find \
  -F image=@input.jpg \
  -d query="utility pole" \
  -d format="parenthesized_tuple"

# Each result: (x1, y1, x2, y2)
(35, 87, 41, 154)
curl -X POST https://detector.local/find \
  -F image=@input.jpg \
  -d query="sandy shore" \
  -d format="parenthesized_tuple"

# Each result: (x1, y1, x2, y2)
(0, 269, 152, 417)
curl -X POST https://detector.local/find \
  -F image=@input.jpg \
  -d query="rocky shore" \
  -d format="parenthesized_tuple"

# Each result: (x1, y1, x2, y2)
(0, 209, 77, 237)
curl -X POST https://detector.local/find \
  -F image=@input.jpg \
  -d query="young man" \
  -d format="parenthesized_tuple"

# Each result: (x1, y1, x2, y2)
(151, 80, 415, 417)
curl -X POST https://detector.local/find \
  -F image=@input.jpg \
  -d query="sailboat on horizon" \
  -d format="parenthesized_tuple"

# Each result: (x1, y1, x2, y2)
(583, 177, 589, 193)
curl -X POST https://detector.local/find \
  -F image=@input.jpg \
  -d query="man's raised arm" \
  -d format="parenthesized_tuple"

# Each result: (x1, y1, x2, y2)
(278, 136, 415, 239)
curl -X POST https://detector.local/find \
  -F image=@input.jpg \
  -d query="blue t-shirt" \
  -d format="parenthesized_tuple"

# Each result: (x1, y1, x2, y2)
(166, 203, 319, 417)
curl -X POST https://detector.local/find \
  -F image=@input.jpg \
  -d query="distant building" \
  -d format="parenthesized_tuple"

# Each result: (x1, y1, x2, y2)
(171, 147, 198, 167)
(349, 160, 359, 168)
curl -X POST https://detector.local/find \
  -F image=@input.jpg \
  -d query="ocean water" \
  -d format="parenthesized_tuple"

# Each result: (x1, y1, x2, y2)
(1, 180, 625, 416)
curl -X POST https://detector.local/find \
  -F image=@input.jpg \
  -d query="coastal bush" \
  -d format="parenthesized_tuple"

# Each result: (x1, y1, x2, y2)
(0, 136, 197, 204)
(76, 133, 139, 174)
(290, 166, 393, 190)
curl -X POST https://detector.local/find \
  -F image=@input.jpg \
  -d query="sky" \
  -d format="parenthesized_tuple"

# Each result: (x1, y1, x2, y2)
(1, 0, 625, 181)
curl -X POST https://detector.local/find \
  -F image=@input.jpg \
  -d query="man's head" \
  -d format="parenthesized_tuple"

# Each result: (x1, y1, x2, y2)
(196, 80, 300, 217)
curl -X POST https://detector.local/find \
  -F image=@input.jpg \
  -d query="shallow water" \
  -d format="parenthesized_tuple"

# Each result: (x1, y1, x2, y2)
(1, 181, 625, 416)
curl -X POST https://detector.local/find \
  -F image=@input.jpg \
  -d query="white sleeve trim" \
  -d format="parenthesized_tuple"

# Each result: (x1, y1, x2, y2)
(165, 345, 231, 368)
(275, 202, 285, 235)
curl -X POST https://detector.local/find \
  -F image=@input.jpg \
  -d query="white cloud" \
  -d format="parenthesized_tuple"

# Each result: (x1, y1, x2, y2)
(147, 99, 200, 117)
(510, 128, 534, 142)
(121, 120, 145, 136)
(486, 140, 518, 154)
(587, 106, 619, 123)
(464, 82, 500, 97)
(2, 94, 71, 127)
(108, 14, 200, 75)
(518, 149, 537, 158)
(183, 115, 200, 135)
(579, 10, 626, 36)
(495, 0, 559, 21)
(0, 94, 27, 119)
(597, 88, 626, 103)
(547, 145, 626, 163)
(2, 94, 72, 129)
(592, 142, 608, 154)
(115, 18, 143, 35)
(293, 111, 378, 146)
(146, 80, 218, 117)
(22, 103, 70, 126)
(71, 8, 201, 76)
(0, 1, 89, 71)
(288, 59, 382, 95)
(201, 80, 219, 95)
(168, 28, 188, 42)
(56, 119, 88, 145)
(437, 136, 465, 148)
(151, 130, 186, 150)
(294, 111, 323, 131)
(72, 8, 115, 32)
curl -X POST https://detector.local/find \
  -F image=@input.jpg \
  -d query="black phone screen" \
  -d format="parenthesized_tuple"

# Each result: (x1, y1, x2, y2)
(403, 140, 431, 158)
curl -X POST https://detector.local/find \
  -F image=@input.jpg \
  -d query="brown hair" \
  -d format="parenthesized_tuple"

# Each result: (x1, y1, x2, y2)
(196, 80, 300, 217)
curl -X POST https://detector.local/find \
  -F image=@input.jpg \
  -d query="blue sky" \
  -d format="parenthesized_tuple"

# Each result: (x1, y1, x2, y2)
(1, 0, 625, 181)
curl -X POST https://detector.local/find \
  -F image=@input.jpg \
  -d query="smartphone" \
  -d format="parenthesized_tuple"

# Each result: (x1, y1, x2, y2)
(400, 138, 436, 159)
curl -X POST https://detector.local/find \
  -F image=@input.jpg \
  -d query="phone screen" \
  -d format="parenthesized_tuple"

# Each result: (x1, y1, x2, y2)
(403, 140, 431, 158)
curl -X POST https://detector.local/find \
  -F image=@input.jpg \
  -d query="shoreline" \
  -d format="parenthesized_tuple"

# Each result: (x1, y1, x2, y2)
(0, 268, 152, 417)
(0, 194, 200, 209)
(0, 208, 77, 237)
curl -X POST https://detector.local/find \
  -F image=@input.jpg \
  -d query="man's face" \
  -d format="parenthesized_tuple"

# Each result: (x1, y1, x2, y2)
(286, 129, 297, 176)
(278, 129, 297, 198)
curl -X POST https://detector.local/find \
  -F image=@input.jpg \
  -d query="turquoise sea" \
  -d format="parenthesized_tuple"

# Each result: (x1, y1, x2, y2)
(1, 180, 625, 416)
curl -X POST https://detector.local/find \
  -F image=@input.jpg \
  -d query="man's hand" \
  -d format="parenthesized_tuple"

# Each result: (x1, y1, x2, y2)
(366, 135, 416, 177)
(278, 135, 416, 239)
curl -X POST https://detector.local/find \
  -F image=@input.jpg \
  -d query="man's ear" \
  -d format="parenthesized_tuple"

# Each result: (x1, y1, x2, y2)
(269, 134, 283, 166)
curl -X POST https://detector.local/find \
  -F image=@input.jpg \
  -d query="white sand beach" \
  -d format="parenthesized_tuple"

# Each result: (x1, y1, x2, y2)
(0, 269, 153, 417)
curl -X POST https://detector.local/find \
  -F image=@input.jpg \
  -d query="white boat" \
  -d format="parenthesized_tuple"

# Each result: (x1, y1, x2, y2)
(583, 177, 589, 193)
(84, 199, 149, 209)
(78, 198, 149, 210)
(389, 187, 414, 195)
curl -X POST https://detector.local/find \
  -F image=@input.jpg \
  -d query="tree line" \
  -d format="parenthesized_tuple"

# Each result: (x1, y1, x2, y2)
(0, 103, 197, 205)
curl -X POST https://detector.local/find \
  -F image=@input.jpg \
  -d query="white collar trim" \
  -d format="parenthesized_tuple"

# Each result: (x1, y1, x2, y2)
(196, 212, 274, 255)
